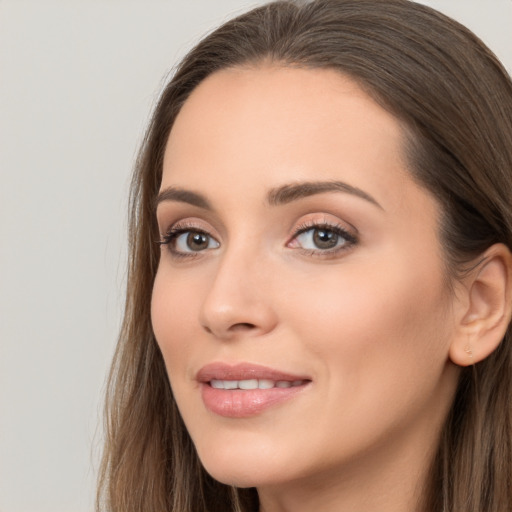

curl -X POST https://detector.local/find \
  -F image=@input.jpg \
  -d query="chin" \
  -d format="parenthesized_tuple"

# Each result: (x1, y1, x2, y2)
(206, 469, 262, 489)
(201, 460, 270, 488)
(196, 442, 292, 488)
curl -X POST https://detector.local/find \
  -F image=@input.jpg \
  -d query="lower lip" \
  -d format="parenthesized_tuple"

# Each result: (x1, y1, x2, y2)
(201, 383, 309, 418)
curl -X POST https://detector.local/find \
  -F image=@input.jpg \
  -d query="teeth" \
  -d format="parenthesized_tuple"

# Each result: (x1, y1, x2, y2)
(209, 379, 305, 390)
(210, 380, 225, 389)
(258, 379, 274, 389)
(224, 380, 238, 390)
(238, 379, 258, 390)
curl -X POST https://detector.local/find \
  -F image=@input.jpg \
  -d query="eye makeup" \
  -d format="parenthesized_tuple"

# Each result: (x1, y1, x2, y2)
(157, 214, 358, 262)
(158, 220, 220, 260)
(287, 219, 358, 259)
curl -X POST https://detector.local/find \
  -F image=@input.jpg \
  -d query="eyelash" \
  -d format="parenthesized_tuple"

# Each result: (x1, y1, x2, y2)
(158, 220, 357, 260)
(290, 221, 357, 258)
(158, 221, 213, 260)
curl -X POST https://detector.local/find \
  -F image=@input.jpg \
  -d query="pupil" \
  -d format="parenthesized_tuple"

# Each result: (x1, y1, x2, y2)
(313, 229, 338, 249)
(187, 232, 208, 251)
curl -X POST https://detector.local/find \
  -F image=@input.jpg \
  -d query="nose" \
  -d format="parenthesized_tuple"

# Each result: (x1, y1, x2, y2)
(199, 248, 278, 340)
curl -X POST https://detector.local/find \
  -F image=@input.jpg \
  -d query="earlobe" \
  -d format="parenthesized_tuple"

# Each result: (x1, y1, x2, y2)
(449, 243, 512, 367)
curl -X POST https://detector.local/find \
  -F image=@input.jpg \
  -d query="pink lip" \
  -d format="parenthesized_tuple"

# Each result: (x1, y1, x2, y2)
(197, 362, 309, 382)
(197, 362, 311, 418)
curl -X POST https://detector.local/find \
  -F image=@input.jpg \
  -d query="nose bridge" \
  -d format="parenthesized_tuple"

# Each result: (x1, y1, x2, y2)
(199, 238, 277, 339)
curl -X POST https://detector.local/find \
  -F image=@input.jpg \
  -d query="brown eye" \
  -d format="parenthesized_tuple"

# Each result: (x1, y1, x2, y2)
(186, 232, 210, 251)
(173, 230, 219, 253)
(292, 223, 357, 255)
(159, 227, 220, 256)
(312, 229, 339, 249)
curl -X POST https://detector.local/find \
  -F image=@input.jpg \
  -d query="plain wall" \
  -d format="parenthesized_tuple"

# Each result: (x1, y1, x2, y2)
(0, 1, 510, 511)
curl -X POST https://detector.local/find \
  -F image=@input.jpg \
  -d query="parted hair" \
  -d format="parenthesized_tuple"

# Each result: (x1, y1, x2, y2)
(97, 1, 512, 511)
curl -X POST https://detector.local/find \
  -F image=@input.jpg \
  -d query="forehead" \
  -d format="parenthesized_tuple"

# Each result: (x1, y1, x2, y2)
(162, 65, 428, 217)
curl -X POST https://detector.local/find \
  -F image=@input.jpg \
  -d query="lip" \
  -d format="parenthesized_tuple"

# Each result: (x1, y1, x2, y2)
(197, 362, 311, 418)
(197, 362, 310, 382)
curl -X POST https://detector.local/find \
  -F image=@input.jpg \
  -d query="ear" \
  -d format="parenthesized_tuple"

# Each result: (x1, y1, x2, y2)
(449, 243, 512, 367)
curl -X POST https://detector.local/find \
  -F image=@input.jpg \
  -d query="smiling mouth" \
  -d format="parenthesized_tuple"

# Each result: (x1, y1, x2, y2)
(197, 363, 311, 418)
(209, 379, 308, 390)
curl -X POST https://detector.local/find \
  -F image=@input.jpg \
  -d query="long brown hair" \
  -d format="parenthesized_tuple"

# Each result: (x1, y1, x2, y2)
(97, 1, 512, 510)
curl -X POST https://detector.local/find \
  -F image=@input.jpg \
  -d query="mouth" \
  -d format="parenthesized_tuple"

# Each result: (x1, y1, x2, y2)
(197, 363, 311, 418)
(209, 378, 307, 390)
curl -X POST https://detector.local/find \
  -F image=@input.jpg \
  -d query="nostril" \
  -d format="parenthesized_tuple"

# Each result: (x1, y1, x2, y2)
(230, 322, 256, 331)
(203, 322, 256, 336)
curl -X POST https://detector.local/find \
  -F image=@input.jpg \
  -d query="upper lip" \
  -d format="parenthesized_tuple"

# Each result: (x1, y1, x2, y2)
(196, 362, 311, 383)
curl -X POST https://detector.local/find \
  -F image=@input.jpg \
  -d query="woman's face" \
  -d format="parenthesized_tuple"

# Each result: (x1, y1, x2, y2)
(152, 67, 461, 492)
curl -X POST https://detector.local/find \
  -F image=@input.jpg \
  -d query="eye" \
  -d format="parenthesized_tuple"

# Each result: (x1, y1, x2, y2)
(289, 222, 357, 255)
(159, 226, 220, 257)
(174, 231, 219, 252)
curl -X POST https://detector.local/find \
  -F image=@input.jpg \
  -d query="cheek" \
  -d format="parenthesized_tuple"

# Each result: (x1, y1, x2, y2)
(281, 256, 453, 394)
(270, 260, 455, 469)
(151, 269, 199, 372)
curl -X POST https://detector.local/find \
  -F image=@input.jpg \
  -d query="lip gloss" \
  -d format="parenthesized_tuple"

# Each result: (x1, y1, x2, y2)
(197, 363, 311, 418)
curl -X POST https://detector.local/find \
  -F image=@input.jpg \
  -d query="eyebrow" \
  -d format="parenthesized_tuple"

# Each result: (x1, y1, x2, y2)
(155, 180, 382, 211)
(267, 180, 383, 209)
(155, 187, 212, 210)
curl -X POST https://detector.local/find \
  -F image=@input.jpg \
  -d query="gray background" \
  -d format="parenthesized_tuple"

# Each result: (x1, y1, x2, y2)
(1, 1, 511, 511)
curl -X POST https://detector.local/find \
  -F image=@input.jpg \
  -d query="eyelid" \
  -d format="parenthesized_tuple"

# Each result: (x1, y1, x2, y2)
(158, 219, 221, 258)
(286, 217, 358, 257)
(156, 214, 358, 260)
(158, 217, 219, 240)
(160, 225, 215, 245)
(289, 214, 357, 240)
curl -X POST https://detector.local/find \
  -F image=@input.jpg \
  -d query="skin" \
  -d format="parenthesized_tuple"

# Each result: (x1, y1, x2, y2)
(151, 66, 463, 512)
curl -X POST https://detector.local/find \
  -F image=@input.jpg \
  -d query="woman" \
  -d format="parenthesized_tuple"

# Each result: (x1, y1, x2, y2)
(98, 1, 512, 511)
